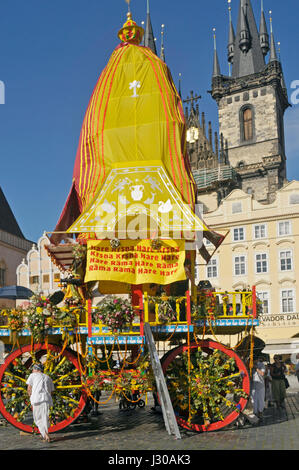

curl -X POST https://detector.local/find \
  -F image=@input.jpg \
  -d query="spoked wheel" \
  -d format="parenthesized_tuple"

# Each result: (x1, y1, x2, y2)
(0, 343, 88, 435)
(161, 339, 250, 433)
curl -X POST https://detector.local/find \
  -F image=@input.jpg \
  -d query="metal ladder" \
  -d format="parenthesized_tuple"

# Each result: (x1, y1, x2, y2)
(144, 322, 181, 439)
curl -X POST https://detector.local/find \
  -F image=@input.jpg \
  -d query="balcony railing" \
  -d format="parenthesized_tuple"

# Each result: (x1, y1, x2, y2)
(0, 288, 257, 338)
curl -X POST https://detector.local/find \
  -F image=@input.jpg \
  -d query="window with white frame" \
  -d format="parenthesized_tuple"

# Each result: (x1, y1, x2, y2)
(233, 227, 245, 242)
(207, 258, 218, 278)
(257, 291, 270, 314)
(254, 224, 267, 239)
(281, 289, 295, 313)
(278, 220, 291, 236)
(255, 253, 268, 273)
(279, 250, 293, 271)
(234, 255, 246, 275)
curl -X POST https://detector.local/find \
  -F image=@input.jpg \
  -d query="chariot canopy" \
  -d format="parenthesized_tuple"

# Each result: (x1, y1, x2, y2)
(49, 12, 224, 265)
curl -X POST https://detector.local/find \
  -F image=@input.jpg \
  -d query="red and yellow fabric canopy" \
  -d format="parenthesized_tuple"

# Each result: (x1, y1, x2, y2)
(50, 13, 224, 263)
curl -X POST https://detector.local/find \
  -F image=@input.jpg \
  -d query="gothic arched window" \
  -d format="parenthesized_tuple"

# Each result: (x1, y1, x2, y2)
(240, 105, 254, 142)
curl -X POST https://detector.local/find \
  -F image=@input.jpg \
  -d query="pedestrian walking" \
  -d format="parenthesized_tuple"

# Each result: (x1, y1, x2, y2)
(250, 358, 266, 419)
(26, 363, 54, 442)
(295, 360, 299, 382)
(265, 363, 273, 407)
(270, 355, 287, 408)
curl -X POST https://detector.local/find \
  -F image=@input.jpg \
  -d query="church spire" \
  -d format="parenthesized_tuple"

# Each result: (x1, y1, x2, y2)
(212, 28, 221, 77)
(269, 10, 278, 62)
(259, 0, 269, 56)
(231, 0, 265, 78)
(239, 1, 250, 52)
(144, 0, 157, 54)
(227, 0, 235, 65)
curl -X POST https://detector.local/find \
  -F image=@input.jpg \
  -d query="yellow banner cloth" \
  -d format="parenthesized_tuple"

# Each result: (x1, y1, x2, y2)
(85, 239, 186, 285)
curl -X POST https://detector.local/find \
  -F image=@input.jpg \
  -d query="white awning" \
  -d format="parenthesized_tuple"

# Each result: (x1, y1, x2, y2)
(263, 338, 299, 355)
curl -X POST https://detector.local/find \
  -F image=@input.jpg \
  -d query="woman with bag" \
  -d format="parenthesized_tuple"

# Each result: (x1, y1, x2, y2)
(250, 358, 266, 420)
(270, 355, 287, 409)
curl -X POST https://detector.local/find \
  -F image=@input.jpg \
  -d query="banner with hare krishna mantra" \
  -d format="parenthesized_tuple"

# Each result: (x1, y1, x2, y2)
(84, 239, 186, 285)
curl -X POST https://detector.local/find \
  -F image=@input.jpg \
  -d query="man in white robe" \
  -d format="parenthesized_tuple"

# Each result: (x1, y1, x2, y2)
(26, 363, 54, 442)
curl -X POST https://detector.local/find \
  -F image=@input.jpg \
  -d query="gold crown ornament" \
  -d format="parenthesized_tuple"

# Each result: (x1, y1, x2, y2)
(118, 12, 144, 45)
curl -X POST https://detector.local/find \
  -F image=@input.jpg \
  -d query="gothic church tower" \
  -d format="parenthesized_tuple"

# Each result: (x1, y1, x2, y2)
(211, 0, 289, 203)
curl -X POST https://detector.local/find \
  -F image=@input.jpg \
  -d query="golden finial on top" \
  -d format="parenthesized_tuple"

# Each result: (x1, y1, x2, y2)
(118, 1, 144, 45)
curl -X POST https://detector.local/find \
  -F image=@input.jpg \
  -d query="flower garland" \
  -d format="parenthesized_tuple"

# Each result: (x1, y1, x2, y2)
(148, 295, 178, 324)
(192, 290, 219, 321)
(86, 354, 153, 400)
(26, 294, 56, 342)
(92, 297, 135, 332)
(7, 308, 25, 332)
(157, 300, 176, 324)
(165, 349, 248, 426)
(1, 293, 83, 343)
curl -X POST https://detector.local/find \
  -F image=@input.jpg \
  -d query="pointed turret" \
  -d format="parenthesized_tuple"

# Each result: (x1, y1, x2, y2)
(227, 2, 235, 64)
(231, 0, 265, 78)
(269, 11, 278, 62)
(259, 0, 269, 56)
(144, 0, 157, 54)
(212, 29, 221, 77)
(239, 2, 250, 52)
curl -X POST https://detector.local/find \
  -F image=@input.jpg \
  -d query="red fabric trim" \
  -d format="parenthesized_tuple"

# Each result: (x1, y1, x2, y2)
(50, 182, 81, 245)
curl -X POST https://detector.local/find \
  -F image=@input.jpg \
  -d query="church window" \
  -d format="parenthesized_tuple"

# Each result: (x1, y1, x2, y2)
(240, 105, 254, 142)
(243, 108, 253, 140)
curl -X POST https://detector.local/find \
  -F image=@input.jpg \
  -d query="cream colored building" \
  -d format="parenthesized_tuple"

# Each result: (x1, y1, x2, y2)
(196, 181, 299, 353)
(16, 233, 62, 299)
(0, 186, 32, 310)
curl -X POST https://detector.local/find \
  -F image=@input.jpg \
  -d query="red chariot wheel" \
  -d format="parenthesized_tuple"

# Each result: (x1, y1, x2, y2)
(0, 343, 87, 435)
(161, 339, 250, 432)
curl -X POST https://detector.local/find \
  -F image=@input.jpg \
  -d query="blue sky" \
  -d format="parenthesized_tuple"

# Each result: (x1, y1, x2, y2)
(0, 0, 298, 243)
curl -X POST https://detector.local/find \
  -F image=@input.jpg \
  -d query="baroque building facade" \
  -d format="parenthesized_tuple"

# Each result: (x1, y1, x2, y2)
(16, 233, 62, 299)
(189, 0, 299, 354)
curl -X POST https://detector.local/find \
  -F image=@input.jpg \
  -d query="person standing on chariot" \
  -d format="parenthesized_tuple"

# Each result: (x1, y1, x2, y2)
(26, 363, 54, 442)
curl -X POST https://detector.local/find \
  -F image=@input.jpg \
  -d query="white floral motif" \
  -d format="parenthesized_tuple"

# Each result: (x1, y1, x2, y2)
(129, 80, 141, 98)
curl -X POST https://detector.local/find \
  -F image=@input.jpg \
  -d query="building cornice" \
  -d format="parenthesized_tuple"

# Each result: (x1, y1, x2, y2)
(0, 230, 33, 253)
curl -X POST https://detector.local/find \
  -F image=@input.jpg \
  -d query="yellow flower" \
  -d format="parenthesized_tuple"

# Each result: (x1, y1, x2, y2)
(36, 307, 42, 314)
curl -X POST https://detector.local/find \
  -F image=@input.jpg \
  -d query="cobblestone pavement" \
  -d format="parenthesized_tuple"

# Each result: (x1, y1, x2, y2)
(1, 384, 299, 453)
